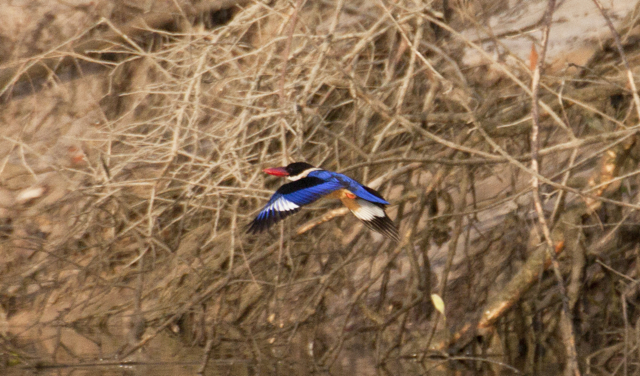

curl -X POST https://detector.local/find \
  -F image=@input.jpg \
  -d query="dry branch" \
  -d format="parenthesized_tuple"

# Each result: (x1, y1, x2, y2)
(1, 0, 640, 373)
(0, 0, 248, 97)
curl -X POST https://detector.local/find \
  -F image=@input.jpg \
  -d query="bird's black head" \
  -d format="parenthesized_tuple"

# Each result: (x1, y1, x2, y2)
(263, 162, 317, 179)
(285, 162, 316, 176)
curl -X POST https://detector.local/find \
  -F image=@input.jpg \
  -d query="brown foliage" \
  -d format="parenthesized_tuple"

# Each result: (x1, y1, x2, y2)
(1, 0, 640, 373)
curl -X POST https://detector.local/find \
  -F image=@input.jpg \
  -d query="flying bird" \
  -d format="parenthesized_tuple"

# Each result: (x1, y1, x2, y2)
(247, 162, 400, 241)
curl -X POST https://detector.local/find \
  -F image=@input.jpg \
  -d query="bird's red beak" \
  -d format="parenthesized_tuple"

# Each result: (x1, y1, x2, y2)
(263, 166, 289, 176)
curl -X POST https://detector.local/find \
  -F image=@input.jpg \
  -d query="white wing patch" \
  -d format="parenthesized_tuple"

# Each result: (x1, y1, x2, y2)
(268, 196, 299, 213)
(351, 199, 385, 221)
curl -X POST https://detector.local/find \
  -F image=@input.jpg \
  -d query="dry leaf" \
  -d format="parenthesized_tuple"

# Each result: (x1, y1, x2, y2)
(15, 186, 47, 205)
(529, 43, 539, 71)
(431, 293, 446, 318)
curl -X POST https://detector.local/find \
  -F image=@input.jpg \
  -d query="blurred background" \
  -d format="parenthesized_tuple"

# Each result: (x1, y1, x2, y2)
(0, 0, 639, 374)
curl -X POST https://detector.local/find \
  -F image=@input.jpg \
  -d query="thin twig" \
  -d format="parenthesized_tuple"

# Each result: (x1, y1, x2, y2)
(530, 1, 580, 375)
(591, 0, 640, 121)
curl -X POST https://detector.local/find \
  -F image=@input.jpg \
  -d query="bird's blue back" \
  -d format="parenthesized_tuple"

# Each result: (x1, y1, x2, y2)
(307, 170, 389, 205)
(247, 166, 396, 235)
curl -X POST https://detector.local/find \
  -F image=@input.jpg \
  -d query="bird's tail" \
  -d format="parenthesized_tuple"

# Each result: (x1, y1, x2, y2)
(348, 198, 400, 242)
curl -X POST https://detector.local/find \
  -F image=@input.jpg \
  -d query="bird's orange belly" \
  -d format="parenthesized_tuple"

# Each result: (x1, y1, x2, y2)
(326, 189, 356, 200)
(326, 189, 359, 211)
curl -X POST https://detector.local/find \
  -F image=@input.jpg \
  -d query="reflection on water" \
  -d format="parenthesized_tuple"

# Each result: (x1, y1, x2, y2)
(2, 324, 522, 375)
(0, 324, 355, 376)
(2, 325, 281, 376)
(6, 362, 256, 376)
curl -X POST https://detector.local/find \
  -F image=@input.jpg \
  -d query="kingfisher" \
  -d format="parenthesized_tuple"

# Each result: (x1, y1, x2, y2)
(247, 162, 400, 241)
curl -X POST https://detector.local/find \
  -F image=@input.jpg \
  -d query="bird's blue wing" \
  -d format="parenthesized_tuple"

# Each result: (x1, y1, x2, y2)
(349, 184, 390, 205)
(308, 171, 390, 206)
(247, 177, 343, 234)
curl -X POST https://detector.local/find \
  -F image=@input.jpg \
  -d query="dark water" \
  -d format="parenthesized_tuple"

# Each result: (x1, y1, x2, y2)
(1, 325, 375, 376)
(7, 362, 251, 376)
(2, 324, 525, 375)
